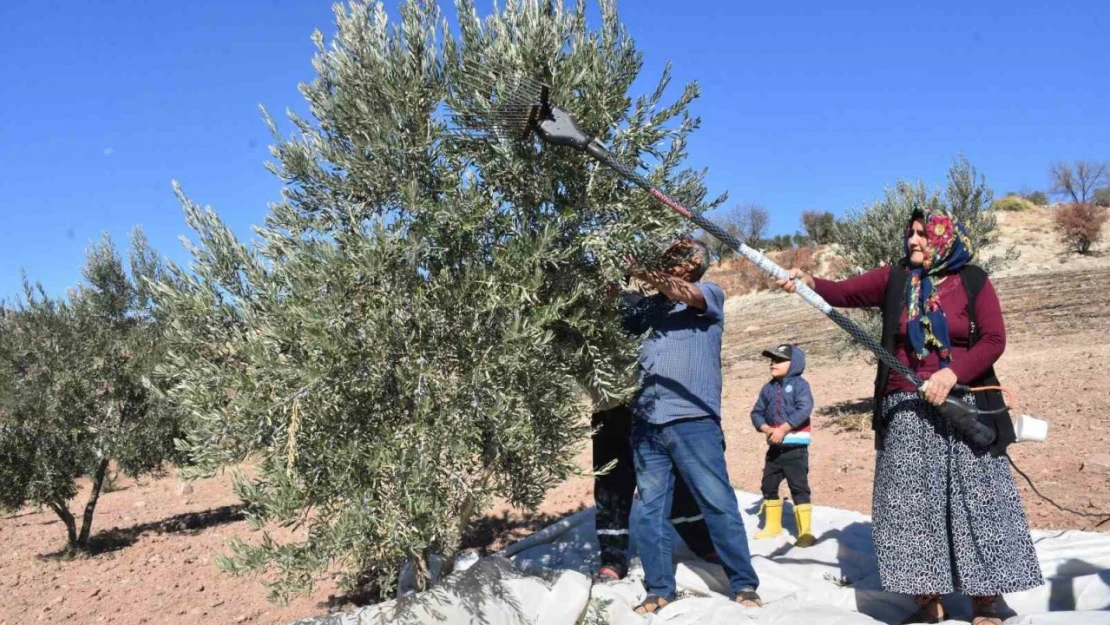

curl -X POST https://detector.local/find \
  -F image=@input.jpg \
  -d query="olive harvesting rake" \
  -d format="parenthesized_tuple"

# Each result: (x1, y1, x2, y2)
(448, 64, 1006, 448)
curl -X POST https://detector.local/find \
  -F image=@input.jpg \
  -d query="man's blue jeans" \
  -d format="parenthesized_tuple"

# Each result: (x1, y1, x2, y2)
(631, 416, 759, 599)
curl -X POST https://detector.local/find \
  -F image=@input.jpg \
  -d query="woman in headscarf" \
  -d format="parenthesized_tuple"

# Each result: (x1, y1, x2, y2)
(778, 207, 1042, 624)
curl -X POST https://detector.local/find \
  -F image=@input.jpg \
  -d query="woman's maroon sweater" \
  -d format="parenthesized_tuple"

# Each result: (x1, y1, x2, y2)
(812, 265, 1006, 394)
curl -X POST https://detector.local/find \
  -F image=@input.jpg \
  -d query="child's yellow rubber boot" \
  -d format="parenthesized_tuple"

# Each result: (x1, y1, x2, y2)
(794, 503, 816, 548)
(754, 499, 784, 539)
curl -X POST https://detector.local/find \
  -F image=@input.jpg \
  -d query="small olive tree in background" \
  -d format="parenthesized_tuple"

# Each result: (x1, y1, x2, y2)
(155, 0, 722, 601)
(0, 231, 181, 553)
(801, 210, 836, 244)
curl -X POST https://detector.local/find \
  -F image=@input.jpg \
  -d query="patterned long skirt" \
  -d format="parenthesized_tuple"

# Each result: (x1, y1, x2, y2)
(871, 391, 1044, 596)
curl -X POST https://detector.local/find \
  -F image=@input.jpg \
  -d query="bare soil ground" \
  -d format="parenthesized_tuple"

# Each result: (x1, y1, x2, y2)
(3, 208, 1109, 625)
(0, 473, 347, 625)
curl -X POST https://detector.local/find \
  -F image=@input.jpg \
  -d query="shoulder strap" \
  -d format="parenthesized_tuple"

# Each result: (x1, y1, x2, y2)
(873, 264, 908, 443)
(885, 264, 907, 310)
(960, 265, 987, 346)
(880, 265, 906, 350)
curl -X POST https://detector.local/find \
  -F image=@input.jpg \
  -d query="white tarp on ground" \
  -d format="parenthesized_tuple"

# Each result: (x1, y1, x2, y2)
(300, 490, 1110, 625)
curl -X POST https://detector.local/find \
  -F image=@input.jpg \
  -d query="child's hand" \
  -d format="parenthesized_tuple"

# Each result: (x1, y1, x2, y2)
(769, 424, 790, 445)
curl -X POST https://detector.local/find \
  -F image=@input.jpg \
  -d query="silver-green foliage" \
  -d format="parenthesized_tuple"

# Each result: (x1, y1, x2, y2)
(155, 0, 721, 600)
(0, 231, 180, 551)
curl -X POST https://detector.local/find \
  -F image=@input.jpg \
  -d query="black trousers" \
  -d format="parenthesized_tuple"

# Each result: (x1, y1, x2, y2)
(593, 405, 716, 573)
(760, 445, 811, 505)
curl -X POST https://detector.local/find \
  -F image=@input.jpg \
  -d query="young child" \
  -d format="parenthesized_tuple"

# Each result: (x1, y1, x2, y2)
(750, 343, 816, 547)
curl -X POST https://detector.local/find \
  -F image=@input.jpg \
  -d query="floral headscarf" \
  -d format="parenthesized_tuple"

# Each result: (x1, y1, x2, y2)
(904, 206, 975, 366)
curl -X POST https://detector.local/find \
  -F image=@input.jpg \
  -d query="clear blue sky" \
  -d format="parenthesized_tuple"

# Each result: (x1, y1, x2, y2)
(1, 0, 1107, 297)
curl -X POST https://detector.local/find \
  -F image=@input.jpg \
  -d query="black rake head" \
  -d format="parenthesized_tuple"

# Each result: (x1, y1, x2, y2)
(450, 62, 592, 151)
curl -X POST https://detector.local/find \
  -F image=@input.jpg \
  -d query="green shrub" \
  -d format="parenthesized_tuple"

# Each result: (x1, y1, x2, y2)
(994, 194, 1036, 212)
(1024, 190, 1050, 206)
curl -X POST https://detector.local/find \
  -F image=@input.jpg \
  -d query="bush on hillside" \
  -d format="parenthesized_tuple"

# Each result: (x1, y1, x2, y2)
(1054, 202, 1108, 254)
(994, 194, 1036, 212)
(1024, 190, 1050, 207)
(1094, 188, 1110, 208)
(759, 233, 796, 251)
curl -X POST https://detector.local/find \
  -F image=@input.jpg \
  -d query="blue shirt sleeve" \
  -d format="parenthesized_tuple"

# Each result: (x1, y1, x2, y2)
(695, 282, 725, 323)
(785, 378, 814, 428)
(750, 387, 769, 430)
